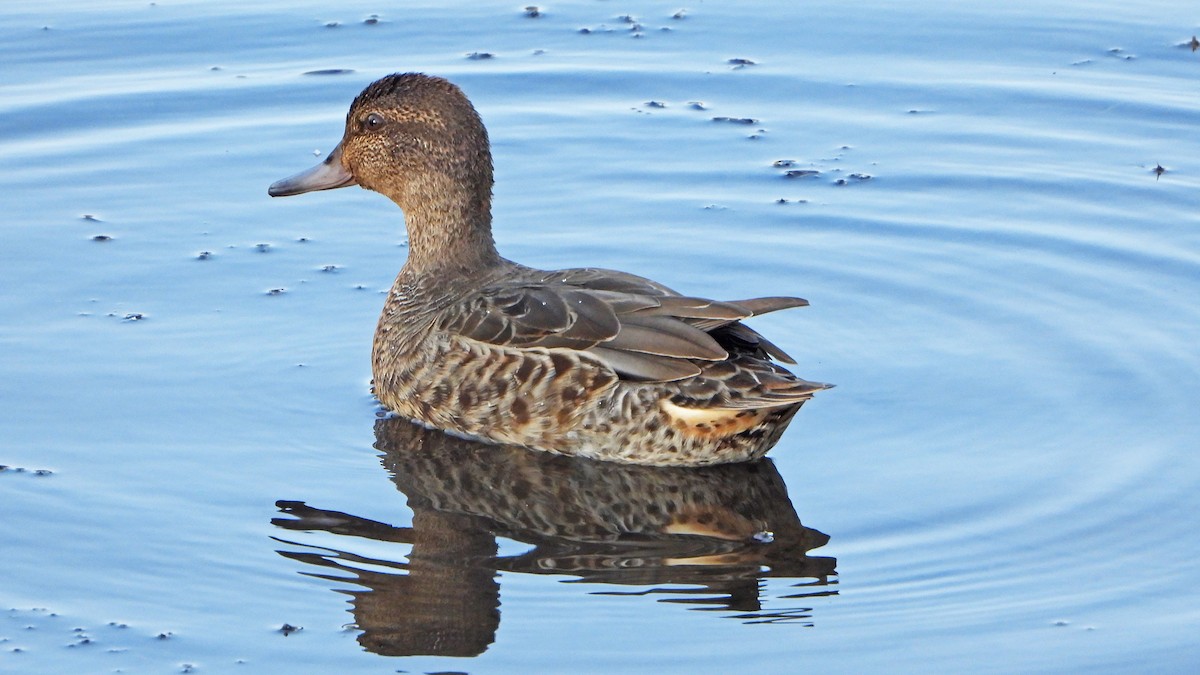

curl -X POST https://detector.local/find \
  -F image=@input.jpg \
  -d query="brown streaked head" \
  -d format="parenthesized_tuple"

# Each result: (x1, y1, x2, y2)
(268, 73, 493, 212)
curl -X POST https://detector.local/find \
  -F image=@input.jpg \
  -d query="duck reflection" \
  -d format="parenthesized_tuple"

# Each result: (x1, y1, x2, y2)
(272, 416, 836, 657)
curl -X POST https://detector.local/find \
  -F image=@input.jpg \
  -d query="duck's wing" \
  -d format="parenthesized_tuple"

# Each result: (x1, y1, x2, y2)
(437, 267, 808, 383)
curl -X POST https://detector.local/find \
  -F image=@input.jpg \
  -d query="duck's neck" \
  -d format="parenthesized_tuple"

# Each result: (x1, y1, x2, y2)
(393, 173, 501, 278)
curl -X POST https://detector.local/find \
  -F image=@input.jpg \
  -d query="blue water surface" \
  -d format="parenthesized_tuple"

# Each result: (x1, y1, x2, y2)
(2, 1, 1199, 672)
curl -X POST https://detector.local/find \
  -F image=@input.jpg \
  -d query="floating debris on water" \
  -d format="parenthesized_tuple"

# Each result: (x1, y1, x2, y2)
(123, 313, 145, 321)
(834, 173, 872, 185)
(1153, 163, 1166, 180)
(363, 14, 380, 25)
(672, 9, 687, 20)
(279, 623, 302, 636)
(82, 214, 101, 222)
(728, 57, 757, 67)
(255, 243, 271, 253)
(466, 52, 494, 60)
(197, 251, 212, 260)
(0, 465, 54, 476)
(523, 6, 541, 18)
(784, 169, 820, 179)
(303, 69, 353, 76)
(91, 234, 112, 242)
(645, 100, 666, 108)
(267, 288, 286, 296)
(712, 116, 758, 125)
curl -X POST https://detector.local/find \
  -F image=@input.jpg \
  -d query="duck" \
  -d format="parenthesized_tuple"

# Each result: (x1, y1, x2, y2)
(269, 73, 830, 466)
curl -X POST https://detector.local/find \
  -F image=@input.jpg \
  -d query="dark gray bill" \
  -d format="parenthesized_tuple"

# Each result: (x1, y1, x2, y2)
(268, 142, 356, 197)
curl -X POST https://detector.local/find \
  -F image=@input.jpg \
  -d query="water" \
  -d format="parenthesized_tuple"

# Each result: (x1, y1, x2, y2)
(2, 0, 1199, 672)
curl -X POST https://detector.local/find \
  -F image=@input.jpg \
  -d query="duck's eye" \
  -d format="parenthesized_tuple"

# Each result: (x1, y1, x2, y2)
(364, 113, 386, 130)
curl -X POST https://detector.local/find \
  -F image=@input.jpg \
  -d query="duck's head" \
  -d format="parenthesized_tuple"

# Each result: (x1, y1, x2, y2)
(269, 73, 493, 214)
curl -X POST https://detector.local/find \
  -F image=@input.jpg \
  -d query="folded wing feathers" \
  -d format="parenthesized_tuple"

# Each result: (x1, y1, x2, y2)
(587, 346, 702, 382)
(607, 315, 728, 361)
(728, 296, 810, 315)
(717, 322, 798, 364)
(629, 296, 749, 321)
(456, 277, 815, 388)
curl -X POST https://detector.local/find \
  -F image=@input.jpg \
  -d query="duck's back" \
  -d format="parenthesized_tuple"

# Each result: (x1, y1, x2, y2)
(371, 260, 829, 466)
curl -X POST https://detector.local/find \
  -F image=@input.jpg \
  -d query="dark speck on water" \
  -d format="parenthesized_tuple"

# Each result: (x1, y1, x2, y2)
(645, 100, 666, 108)
(713, 116, 758, 124)
(363, 14, 380, 25)
(773, 159, 796, 168)
(466, 52, 494, 60)
(267, 288, 286, 296)
(91, 234, 112, 242)
(81, 214, 100, 222)
(302, 69, 354, 76)
(123, 313, 145, 321)
(197, 251, 212, 260)
(1, 465, 53, 475)
(729, 58, 757, 66)
(832, 174, 872, 185)
(784, 169, 820, 178)
(523, 6, 541, 18)
(279, 623, 302, 636)
(255, 243, 271, 252)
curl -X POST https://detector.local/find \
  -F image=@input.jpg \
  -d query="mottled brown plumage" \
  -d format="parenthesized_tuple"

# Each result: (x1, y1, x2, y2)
(270, 72, 830, 466)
